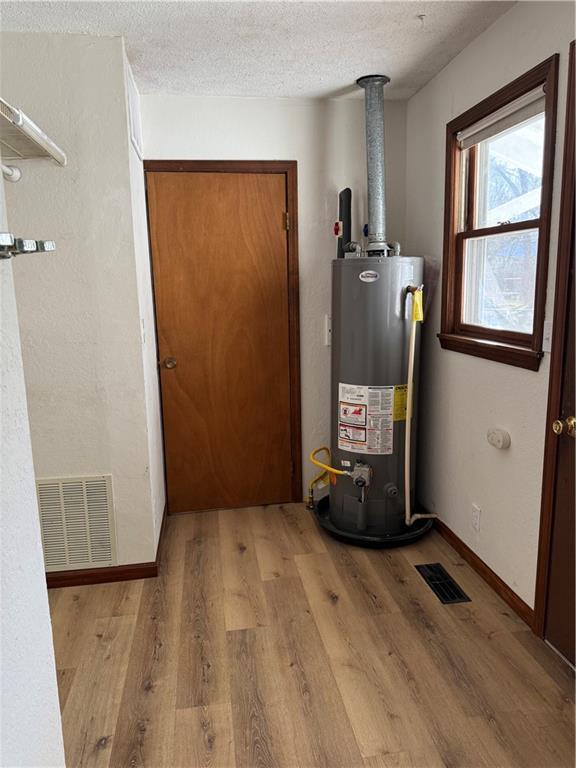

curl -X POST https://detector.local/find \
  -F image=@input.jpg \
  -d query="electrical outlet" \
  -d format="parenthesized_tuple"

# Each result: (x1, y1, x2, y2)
(471, 503, 481, 533)
(324, 314, 332, 346)
(542, 319, 553, 353)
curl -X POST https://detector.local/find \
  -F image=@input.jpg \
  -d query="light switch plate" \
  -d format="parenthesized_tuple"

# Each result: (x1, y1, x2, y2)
(324, 314, 332, 346)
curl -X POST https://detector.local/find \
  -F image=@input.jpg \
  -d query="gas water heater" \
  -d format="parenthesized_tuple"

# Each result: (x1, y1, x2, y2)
(309, 75, 435, 545)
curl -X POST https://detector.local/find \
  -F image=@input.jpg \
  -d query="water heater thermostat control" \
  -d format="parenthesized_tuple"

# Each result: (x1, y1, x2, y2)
(487, 428, 511, 450)
(350, 461, 372, 488)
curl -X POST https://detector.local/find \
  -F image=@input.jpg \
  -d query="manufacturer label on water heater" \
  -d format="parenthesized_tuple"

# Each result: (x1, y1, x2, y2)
(359, 270, 380, 283)
(338, 383, 394, 455)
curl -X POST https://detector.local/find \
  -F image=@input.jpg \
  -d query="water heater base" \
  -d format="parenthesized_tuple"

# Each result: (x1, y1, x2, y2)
(314, 495, 433, 547)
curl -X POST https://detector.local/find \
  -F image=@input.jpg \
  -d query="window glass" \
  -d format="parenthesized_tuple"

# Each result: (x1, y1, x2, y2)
(462, 228, 539, 334)
(475, 113, 545, 228)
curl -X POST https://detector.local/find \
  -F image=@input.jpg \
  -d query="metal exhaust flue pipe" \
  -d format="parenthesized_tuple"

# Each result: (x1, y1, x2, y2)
(356, 74, 390, 253)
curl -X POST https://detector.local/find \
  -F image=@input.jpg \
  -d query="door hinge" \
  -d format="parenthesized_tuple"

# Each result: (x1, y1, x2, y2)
(284, 211, 290, 231)
(290, 458, 295, 477)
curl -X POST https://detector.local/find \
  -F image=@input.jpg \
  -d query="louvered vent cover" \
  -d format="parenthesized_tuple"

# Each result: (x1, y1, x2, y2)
(37, 475, 116, 571)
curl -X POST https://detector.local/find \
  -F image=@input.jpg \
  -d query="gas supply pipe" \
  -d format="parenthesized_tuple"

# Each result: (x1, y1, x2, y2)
(307, 446, 349, 510)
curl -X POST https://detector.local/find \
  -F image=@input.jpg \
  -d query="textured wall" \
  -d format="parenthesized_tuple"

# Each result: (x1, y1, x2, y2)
(404, 1, 575, 606)
(0, 175, 65, 765)
(2, 32, 164, 563)
(142, 94, 407, 490)
(126, 55, 166, 544)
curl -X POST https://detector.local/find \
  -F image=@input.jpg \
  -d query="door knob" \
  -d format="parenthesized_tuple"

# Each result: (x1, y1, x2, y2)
(163, 357, 177, 369)
(552, 416, 575, 437)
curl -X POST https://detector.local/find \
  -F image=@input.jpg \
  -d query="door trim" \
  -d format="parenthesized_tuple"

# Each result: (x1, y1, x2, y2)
(143, 160, 303, 507)
(534, 41, 575, 636)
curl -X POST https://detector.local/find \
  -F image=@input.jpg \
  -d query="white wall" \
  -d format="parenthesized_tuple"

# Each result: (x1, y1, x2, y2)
(142, 94, 407, 489)
(405, 1, 575, 606)
(0, 176, 65, 765)
(125, 54, 166, 545)
(2, 32, 164, 564)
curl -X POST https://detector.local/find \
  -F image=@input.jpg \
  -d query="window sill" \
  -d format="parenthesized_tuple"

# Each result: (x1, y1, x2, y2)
(437, 333, 543, 371)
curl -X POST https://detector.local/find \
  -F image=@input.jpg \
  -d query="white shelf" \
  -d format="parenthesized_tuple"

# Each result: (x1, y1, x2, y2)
(0, 97, 66, 166)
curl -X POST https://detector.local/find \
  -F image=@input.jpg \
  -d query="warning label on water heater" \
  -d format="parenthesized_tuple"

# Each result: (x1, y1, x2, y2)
(338, 383, 394, 455)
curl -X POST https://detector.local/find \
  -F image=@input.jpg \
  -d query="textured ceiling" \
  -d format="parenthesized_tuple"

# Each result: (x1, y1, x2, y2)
(0, 1, 514, 99)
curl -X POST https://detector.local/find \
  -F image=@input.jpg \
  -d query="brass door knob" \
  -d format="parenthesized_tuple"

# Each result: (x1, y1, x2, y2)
(552, 416, 575, 437)
(163, 357, 177, 369)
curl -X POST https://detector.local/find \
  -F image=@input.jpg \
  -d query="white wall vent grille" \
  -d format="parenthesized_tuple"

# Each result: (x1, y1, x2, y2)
(36, 475, 116, 572)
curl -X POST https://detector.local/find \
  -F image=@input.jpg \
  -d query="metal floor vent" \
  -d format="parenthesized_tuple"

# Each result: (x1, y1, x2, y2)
(415, 563, 470, 604)
(37, 475, 116, 572)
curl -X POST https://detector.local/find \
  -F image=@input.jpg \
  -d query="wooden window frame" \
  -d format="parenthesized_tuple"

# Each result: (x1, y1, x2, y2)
(439, 55, 559, 371)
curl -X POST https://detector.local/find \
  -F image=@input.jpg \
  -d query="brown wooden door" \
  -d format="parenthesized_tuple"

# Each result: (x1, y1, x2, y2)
(544, 224, 575, 664)
(534, 42, 575, 665)
(146, 165, 300, 513)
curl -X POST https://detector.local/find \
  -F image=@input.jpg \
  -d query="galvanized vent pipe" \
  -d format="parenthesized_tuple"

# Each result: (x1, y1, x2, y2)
(356, 75, 390, 253)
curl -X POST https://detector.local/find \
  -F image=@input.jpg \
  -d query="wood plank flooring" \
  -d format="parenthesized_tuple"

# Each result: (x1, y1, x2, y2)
(48, 505, 575, 768)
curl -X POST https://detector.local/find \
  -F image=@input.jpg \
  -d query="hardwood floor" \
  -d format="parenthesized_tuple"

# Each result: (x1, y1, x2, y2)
(48, 504, 575, 768)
